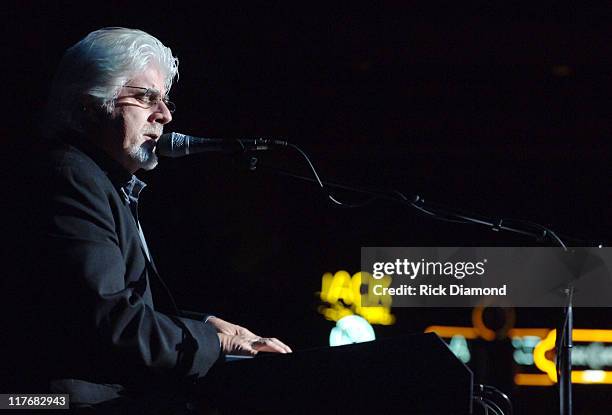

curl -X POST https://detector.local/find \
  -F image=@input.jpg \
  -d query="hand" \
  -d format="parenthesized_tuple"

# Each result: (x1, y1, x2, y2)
(207, 316, 257, 337)
(217, 333, 292, 356)
(208, 317, 292, 355)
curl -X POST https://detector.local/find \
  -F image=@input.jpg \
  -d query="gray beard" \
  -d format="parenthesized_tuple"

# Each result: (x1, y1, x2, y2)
(130, 143, 158, 171)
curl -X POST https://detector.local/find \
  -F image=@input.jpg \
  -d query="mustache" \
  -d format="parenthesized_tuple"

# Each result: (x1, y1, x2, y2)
(142, 127, 163, 137)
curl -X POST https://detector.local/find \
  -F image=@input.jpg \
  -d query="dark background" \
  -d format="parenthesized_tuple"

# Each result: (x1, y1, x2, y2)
(3, 2, 612, 413)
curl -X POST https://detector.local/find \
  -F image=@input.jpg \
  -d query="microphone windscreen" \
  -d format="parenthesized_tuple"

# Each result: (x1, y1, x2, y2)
(157, 132, 187, 157)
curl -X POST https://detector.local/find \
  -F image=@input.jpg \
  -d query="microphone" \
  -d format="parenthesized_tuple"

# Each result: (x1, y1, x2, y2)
(156, 132, 288, 158)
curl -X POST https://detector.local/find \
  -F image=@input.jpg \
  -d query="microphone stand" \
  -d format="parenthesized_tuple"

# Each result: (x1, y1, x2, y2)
(250, 160, 577, 415)
(559, 287, 573, 415)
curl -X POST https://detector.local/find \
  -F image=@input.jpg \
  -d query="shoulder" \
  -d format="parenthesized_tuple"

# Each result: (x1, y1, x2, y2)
(47, 141, 107, 180)
(24, 140, 124, 218)
(33, 139, 119, 195)
(26, 139, 129, 237)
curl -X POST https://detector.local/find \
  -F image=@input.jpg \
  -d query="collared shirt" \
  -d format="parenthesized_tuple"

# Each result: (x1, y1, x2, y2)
(120, 175, 152, 262)
(120, 174, 147, 223)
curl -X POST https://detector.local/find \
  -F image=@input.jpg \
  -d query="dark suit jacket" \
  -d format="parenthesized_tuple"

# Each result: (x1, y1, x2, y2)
(4, 135, 220, 406)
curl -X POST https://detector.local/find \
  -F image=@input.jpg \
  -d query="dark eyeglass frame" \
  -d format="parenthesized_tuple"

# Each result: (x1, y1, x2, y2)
(117, 85, 176, 113)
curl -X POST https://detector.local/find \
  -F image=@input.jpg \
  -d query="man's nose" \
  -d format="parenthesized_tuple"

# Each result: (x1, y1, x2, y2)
(150, 101, 172, 124)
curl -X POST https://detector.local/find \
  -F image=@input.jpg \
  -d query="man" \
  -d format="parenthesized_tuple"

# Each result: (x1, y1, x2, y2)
(7, 27, 290, 413)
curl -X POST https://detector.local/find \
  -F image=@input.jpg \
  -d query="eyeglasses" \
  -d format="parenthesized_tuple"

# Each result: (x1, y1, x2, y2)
(118, 85, 176, 113)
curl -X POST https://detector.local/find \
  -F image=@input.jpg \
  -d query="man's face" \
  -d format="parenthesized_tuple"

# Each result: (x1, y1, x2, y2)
(100, 66, 173, 173)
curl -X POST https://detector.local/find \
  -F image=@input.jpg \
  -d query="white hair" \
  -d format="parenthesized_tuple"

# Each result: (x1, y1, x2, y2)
(43, 27, 179, 138)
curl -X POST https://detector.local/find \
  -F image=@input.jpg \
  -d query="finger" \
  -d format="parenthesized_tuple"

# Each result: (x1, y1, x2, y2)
(252, 338, 292, 354)
(218, 333, 259, 356)
(266, 337, 292, 353)
(251, 342, 280, 353)
(227, 345, 258, 356)
(241, 344, 259, 356)
(234, 338, 259, 356)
